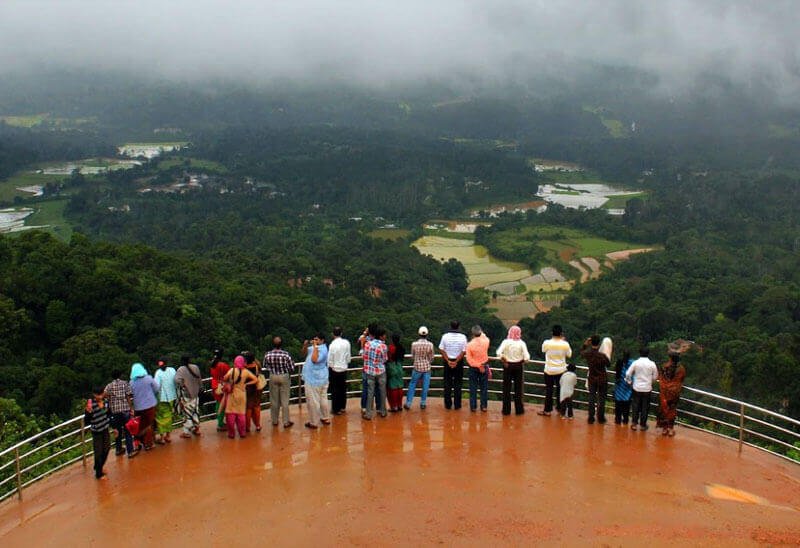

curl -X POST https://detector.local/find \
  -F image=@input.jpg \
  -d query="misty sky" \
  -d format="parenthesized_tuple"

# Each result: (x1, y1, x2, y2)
(1, 0, 798, 96)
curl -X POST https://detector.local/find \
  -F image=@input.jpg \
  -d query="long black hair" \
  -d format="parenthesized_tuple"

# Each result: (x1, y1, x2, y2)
(391, 333, 405, 362)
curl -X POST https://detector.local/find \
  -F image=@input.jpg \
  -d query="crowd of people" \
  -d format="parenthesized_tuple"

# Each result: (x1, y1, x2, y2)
(83, 322, 686, 480)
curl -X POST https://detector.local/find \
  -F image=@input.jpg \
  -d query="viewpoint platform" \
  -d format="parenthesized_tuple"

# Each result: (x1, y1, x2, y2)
(1, 400, 799, 546)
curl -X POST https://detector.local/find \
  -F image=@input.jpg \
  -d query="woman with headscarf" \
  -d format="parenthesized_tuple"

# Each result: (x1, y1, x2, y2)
(130, 362, 160, 451)
(657, 353, 686, 437)
(222, 355, 258, 438)
(242, 351, 263, 433)
(496, 325, 530, 416)
(153, 357, 177, 444)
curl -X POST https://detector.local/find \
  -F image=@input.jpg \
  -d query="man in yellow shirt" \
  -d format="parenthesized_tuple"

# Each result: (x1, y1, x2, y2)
(540, 325, 572, 416)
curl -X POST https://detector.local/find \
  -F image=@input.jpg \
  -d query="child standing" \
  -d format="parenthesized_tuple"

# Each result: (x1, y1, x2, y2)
(386, 334, 405, 412)
(85, 387, 112, 480)
(614, 352, 633, 425)
(559, 363, 578, 419)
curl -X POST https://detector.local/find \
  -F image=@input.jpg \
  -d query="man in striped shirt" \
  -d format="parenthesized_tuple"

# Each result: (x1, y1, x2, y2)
(405, 326, 434, 410)
(263, 337, 295, 428)
(84, 387, 111, 480)
(439, 320, 467, 410)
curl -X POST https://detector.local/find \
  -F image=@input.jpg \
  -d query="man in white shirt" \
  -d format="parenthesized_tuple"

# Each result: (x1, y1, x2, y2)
(327, 326, 352, 415)
(438, 320, 468, 410)
(625, 347, 659, 431)
(540, 325, 572, 416)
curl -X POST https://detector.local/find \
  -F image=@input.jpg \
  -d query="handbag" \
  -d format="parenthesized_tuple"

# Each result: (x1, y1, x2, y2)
(125, 415, 141, 436)
(256, 373, 267, 391)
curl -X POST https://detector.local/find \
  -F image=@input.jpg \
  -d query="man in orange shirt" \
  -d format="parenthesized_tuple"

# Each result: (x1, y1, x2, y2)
(466, 325, 491, 412)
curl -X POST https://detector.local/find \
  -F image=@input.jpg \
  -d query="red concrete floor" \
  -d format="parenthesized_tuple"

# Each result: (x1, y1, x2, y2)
(1, 400, 799, 547)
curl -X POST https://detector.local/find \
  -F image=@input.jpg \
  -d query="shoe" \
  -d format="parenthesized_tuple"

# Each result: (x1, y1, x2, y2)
(320, 419, 331, 425)
(155, 439, 165, 445)
(561, 415, 568, 420)
(335, 410, 347, 415)
(481, 407, 487, 412)
(640, 425, 649, 431)
(128, 447, 140, 458)
(180, 433, 192, 439)
(420, 404, 426, 410)
(192, 428, 202, 436)
(403, 404, 410, 410)
(379, 413, 387, 418)
(668, 429, 676, 437)
(115, 449, 125, 456)
(515, 410, 525, 415)
(95, 473, 107, 480)
(304, 422, 318, 429)
(362, 414, 372, 421)
(614, 419, 621, 425)
(588, 418, 595, 425)
(470, 408, 477, 412)
(598, 418, 607, 424)
(537, 410, 551, 416)
(631, 425, 638, 431)
(502, 411, 511, 416)
(216, 427, 227, 432)
(284, 421, 294, 428)
(568, 416, 574, 420)
(255, 426, 262, 432)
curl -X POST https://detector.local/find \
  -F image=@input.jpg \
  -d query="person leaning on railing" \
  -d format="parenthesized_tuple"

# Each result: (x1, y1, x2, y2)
(439, 320, 467, 411)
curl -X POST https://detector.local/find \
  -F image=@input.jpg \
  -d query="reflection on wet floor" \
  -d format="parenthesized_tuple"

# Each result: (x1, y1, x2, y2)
(3, 398, 800, 546)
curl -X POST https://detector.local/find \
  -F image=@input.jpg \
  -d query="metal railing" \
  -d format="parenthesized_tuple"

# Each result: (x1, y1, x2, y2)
(2, 355, 798, 504)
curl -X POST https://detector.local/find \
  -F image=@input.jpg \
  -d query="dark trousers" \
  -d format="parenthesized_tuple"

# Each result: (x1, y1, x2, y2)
(544, 373, 562, 413)
(502, 362, 524, 415)
(587, 379, 607, 421)
(468, 367, 488, 410)
(560, 397, 574, 417)
(631, 390, 651, 427)
(443, 360, 464, 409)
(92, 430, 110, 478)
(329, 369, 348, 413)
(614, 399, 631, 424)
(110, 411, 133, 455)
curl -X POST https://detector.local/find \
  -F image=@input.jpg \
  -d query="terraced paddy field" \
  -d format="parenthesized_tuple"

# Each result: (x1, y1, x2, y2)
(412, 235, 533, 289)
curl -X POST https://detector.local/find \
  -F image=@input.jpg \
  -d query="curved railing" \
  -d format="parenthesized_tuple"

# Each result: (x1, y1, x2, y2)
(2, 355, 798, 503)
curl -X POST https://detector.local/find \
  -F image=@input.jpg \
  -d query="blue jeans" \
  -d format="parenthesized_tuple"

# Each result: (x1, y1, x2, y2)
(469, 367, 489, 410)
(361, 372, 382, 409)
(406, 370, 431, 407)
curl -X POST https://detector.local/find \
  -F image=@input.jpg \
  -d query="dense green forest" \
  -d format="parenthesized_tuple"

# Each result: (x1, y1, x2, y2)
(1, 71, 800, 442)
(0, 228, 502, 422)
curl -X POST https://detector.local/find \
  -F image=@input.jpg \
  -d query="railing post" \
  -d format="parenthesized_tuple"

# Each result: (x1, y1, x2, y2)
(14, 447, 22, 501)
(738, 403, 745, 454)
(80, 416, 87, 467)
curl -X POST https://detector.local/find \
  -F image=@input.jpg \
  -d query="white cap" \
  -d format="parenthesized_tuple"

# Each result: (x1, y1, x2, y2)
(418, 326, 428, 336)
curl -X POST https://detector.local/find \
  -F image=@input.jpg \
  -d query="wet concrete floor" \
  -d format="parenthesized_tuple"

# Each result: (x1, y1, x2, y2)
(1, 400, 799, 546)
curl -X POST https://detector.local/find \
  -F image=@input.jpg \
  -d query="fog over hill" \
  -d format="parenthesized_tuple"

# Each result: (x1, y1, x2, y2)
(1, 0, 799, 103)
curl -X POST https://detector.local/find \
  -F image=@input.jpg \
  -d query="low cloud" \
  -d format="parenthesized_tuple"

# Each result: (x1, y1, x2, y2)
(1, 0, 798, 98)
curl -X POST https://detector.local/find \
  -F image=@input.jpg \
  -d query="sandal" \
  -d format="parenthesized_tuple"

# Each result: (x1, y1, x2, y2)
(320, 419, 331, 425)
(304, 422, 318, 429)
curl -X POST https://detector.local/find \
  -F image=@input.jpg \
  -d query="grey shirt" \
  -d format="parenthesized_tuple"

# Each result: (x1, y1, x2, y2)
(174, 363, 203, 399)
